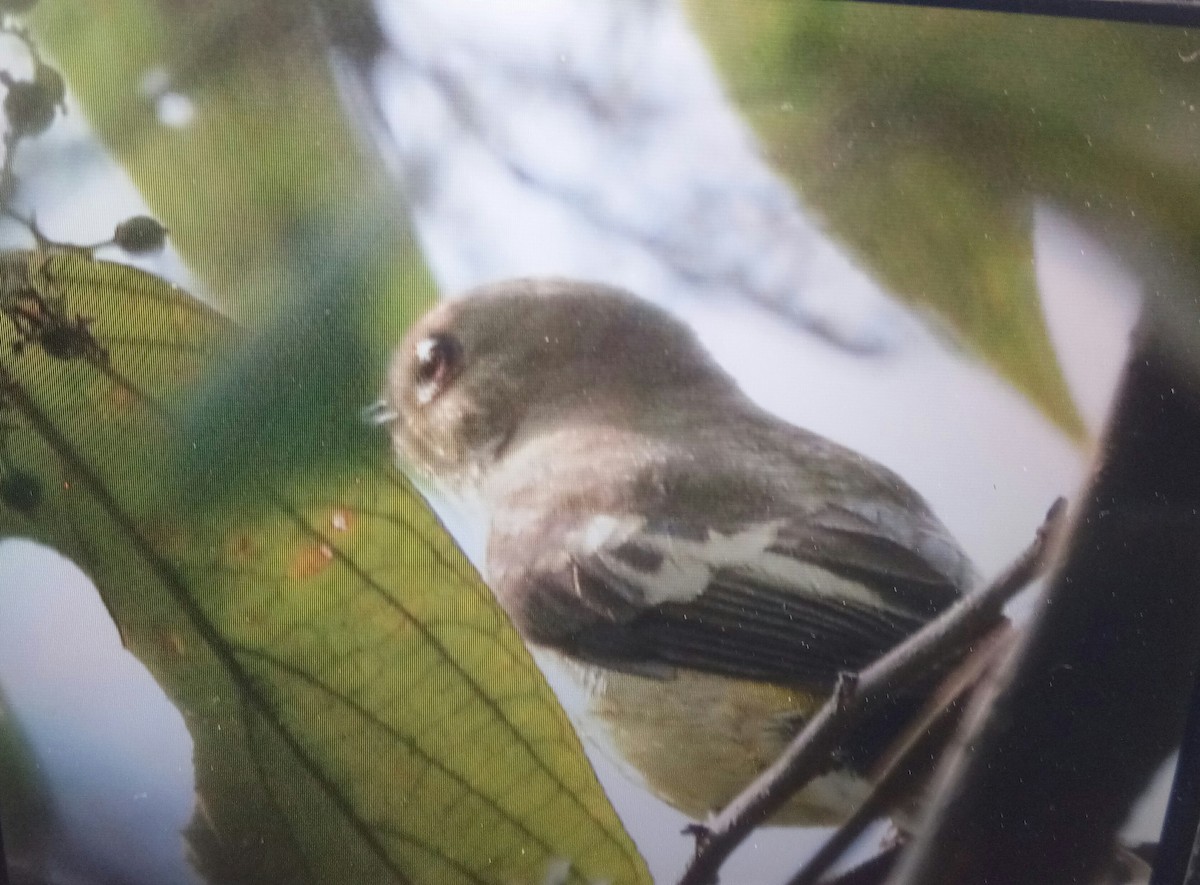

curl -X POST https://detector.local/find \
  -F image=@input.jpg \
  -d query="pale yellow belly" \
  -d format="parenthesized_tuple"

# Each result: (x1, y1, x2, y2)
(541, 652, 872, 825)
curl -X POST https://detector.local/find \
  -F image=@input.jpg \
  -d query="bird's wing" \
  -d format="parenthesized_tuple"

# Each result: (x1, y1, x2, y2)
(511, 504, 971, 689)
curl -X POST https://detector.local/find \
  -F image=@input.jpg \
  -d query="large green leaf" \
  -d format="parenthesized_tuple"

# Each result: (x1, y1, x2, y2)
(687, 3, 1200, 437)
(0, 251, 647, 883)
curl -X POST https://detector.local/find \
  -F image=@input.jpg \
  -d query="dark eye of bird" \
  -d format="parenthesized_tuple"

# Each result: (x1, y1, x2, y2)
(414, 333, 462, 400)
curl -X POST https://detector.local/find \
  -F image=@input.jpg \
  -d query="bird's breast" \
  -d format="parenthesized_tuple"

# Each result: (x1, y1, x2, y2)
(532, 648, 872, 825)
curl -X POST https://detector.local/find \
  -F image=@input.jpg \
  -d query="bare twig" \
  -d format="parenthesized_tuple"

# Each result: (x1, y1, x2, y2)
(677, 497, 1067, 885)
(817, 848, 902, 885)
(786, 624, 1017, 885)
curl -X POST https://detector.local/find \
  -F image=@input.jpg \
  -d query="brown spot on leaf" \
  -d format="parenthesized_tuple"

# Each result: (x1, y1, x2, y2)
(289, 542, 334, 579)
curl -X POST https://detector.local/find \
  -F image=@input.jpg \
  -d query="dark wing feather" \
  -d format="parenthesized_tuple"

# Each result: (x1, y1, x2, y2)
(562, 559, 930, 688)
(771, 503, 970, 618)
(502, 499, 970, 689)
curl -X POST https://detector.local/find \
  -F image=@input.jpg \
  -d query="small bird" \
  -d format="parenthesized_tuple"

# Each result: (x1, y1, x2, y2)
(371, 277, 976, 824)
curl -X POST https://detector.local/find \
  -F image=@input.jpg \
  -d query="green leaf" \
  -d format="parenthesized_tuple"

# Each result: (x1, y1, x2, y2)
(685, 2, 1197, 437)
(0, 251, 648, 884)
(28, 0, 396, 325)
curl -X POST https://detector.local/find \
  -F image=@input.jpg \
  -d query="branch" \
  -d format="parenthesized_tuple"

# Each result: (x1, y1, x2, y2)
(785, 623, 1017, 885)
(889, 325, 1200, 885)
(677, 498, 1067, 885)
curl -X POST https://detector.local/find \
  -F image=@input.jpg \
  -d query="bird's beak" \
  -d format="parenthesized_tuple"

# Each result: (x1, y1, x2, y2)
(360, 398, 399, 427)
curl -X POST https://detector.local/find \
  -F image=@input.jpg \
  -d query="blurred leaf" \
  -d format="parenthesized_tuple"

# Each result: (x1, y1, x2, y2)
(28, 0, 396, 322)
(0, 251, 648, 884)
(686, 3, 1198, 436)
(27, 0, 433, 497)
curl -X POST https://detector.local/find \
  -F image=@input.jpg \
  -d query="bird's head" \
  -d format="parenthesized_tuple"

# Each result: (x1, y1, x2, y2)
(371, 277, 733, 488)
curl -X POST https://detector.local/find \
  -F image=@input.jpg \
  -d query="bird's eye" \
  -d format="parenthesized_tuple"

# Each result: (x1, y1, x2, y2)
(413, 333, 462, 402)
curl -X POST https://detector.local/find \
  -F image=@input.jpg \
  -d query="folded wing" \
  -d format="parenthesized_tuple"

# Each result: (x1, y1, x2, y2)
(512, 502, 972, 689)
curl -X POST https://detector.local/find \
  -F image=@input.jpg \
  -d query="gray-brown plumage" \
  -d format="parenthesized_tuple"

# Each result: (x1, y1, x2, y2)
(375, 277, 976, 821)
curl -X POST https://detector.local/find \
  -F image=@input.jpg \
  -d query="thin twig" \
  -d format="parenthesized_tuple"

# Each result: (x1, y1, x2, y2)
(786, 623, 1017, 885)
(677, 497, 1067, 885)
(818, 847, 902, 885)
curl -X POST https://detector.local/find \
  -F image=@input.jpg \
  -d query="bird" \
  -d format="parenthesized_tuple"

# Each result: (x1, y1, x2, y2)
(369, 277, 977, 824)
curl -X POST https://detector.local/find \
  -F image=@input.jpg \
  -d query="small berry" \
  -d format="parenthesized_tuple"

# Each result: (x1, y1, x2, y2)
(0, 469, 41, 513)
(4, 80, 55, 136)
(113, 215, 167, 254)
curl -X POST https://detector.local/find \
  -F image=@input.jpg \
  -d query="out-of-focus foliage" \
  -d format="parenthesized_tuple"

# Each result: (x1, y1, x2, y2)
(0, 252, 647, 884)
(29, 0, 431, 493)
(687, 2, 1199, 436)
(29, 1, 389, 323)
